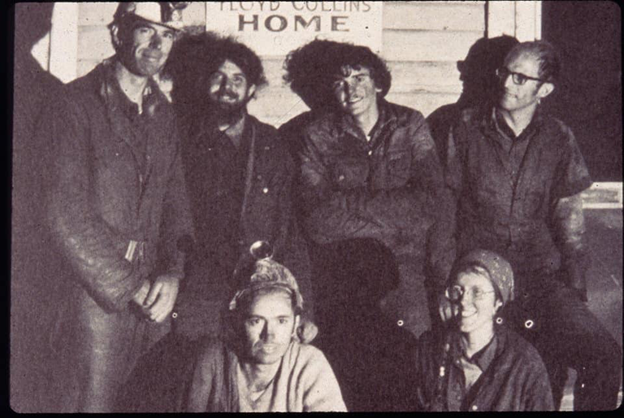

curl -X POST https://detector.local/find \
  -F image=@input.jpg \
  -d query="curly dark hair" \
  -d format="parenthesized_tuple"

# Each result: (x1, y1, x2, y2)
(283, 39, 345, 110)
(284, 39, 392, 109)
(166, 32, 267, 117)
(212, 36, 268, 88)
(327, 42, 392, 98)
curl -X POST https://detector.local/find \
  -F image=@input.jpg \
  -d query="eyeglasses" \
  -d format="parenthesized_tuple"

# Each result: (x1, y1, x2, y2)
(445, 285, 495, 303)
(496, 67, 544, 85)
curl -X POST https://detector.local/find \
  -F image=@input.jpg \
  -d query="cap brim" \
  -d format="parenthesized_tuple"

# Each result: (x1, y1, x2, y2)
(229, 282, 303, 311)
(130, 15, 184, 32)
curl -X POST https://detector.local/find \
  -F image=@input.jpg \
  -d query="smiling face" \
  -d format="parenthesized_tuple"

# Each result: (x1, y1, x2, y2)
(332, 65, 381, 119)
(242, 289, 299, 365)
(498, 51, 553, 114)
(118, 20, 175, 77)
(208, 59, 256, 113)
(451, 271, 502, 335)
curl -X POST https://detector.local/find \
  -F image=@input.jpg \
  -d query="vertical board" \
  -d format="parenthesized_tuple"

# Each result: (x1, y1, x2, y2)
(49, 3, 79, 83)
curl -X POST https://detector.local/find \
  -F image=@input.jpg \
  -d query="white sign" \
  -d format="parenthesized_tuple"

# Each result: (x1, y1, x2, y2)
(205, 1, 383, 56)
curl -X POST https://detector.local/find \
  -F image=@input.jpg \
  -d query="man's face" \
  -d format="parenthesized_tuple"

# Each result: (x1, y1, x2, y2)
(451, 271, 501, 335)
(208, 59, 255, 113)
(498, 51, 549, 113)
(242, 289, 298, 365)
(119, 20, 175, 77)
(332, 66, 381, 118)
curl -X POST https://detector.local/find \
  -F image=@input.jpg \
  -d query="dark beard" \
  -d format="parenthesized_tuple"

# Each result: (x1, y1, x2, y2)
(212, 97, 251, 125)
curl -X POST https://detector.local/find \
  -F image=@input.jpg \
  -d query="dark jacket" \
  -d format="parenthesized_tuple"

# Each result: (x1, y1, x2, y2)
(299, 100, 455, 336)
(446, 106, 592, 295)
(415, 327, 554, 412)
(44, 58, 193, 411)
(176, 114, 312, 338)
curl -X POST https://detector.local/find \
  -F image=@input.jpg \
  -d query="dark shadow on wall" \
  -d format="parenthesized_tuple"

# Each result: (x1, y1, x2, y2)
(11, 3, 64, 413)
(426, 35, 519, 164)
(310, 238, 419, 412)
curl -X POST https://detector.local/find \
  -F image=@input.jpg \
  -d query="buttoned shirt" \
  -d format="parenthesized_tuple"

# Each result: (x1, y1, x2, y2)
(446, 106, 592, 290)
(414, 328, 554, 412)
(446, 336, 498, 411)
(183, 114, 252, 289)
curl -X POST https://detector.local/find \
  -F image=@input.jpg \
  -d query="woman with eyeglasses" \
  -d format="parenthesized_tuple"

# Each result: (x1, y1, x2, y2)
(413, 250, 554, 412)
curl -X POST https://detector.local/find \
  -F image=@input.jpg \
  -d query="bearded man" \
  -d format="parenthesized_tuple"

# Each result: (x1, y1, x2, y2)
(169, 35, 315, 344)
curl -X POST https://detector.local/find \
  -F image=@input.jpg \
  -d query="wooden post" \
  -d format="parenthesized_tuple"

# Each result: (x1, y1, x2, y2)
(488, 1, 541, 41)
(49, 2, 79, 83)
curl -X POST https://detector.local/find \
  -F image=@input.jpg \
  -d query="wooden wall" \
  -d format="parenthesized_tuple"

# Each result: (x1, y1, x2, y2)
(74, 1, 486, 126)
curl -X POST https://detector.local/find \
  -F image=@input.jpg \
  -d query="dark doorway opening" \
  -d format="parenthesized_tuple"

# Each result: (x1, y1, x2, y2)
(542, 1, 622, 181)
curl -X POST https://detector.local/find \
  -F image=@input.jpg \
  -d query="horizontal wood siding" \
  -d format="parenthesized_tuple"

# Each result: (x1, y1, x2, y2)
(75, 1, 486, 123)
(381, 1, 485, 117)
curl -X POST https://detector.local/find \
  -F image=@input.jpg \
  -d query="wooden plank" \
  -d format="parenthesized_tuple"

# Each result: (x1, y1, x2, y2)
(384, 2, 485, 32)
(488, 1, 516, 38)
(582, 183, 623, 209)
(77, 58, 100, 78)
(78, 2, 205, 27)
(50, 3, 79, 83)
(248, 88, 310, 126)
(385, 91, 461, 118)
(382, 29, 483, 62)
(182, 2, 207, 26)
(264, 60, 463, 94)
(259, 58, 289, 89)
(263, 59, 463, 91)
(78, 26, 114, 62)
(78, 2, 117, 27)
(388, 61, 462, 93)
(515, 1, 540, 41)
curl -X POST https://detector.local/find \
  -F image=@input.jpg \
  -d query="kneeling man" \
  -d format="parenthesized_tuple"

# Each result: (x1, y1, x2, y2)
(121, 242, 346, 413)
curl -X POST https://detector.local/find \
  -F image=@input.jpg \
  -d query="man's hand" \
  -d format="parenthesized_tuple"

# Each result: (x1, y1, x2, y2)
(132, 279, 151, 306)
(297, 318, 319, 344)
(142, 274, 181, 323)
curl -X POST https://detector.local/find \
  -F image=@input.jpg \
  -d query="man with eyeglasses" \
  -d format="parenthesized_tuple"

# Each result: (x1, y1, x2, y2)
(445, 41, 621, 411)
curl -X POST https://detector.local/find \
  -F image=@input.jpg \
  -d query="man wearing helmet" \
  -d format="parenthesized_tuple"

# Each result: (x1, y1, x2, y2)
(42, 2, 193, 412)
(121, 242, 346, 413)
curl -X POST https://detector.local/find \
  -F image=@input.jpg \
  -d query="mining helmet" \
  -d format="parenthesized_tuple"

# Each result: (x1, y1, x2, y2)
(229, 241, 304, 312)
(113, 2, 189, 31)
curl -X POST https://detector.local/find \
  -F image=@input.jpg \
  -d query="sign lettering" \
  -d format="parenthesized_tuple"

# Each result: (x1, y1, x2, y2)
(206, 1, 383, 55)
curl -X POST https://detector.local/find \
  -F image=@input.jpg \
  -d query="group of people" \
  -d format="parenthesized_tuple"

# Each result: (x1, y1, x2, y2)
(18, 2, 621, 413)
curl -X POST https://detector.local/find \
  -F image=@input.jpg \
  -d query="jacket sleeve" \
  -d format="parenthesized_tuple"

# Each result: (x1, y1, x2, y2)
(158, 123, 194, 281)
(45, 97, 143, 313)
(522, 353, 556, 411)
(549, 193, 590, 300)
(299, 131, 399, 247)
(548, 126, 592, 300)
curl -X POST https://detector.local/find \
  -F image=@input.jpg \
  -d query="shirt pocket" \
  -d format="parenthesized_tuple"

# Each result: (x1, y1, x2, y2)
(385, 150, 412, 187)
(522, 189, 547, 218)
(329, 157, 369, 190)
